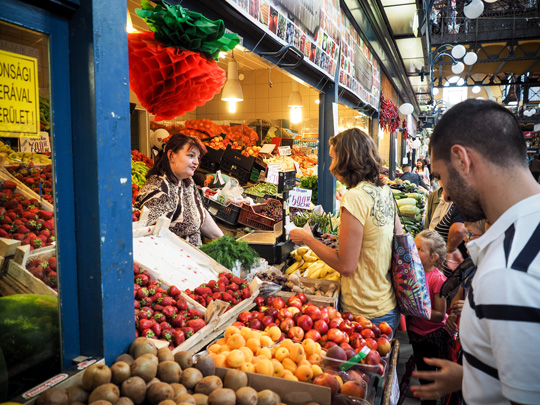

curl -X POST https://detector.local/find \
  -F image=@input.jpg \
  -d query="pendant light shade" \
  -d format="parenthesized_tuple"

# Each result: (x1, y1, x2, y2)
(451, 61, 465, 74)
(463, 51, 478, 65)
(221, 60, 243, 102)
(451, 44, 466, 59)
(399, 103, 414, 115)
(288, 81, 303, 107)
(464, 0, 484, 19)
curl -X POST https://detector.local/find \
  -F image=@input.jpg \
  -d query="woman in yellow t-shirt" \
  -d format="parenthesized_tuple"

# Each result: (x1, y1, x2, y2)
(290, 128, 401, 330)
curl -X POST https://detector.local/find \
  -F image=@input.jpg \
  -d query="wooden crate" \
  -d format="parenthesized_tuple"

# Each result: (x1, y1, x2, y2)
(275, 277, 340, 307)
(0, 244, 56, 297)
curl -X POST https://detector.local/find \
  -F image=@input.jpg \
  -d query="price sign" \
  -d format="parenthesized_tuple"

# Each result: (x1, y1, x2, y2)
(288, 187, 312, 209)
(259, 143, 276, 154)
(293, 161, 303, 176)
(278, 146, 291, 156)
(266, 163, 282, 185)
(19, 131, 51, 153)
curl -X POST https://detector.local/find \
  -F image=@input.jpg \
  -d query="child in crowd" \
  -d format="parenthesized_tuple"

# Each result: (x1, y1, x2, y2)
(408, 230, 451, 405)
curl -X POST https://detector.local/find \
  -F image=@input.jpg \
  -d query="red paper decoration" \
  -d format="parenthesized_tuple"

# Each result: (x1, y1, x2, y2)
(128, 31, 226, 121)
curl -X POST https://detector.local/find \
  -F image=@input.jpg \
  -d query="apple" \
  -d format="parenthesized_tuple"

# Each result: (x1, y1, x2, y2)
(249, 318, 262, 330)
(288, 326, 305, 342)
(297, 314, 314, 332)
(288, 306, 301, 317)
(258, 306, 268, 314)
(296, 293, 307, 304)
(319, 334, 328, 346)
(342, 333, 350, 344)
(323, 341, 337, 350)
(287, 295, 303, 310)
(264, 307, 278, 319)
(265, 322, 278, 330)
(345, 349, 357, 360)
(358, 318, 372, 329)
(313, 319, 329, 335)
(360, 328, 375, 339)
(255, 311, 265, 322)
(378, 321, 392, 337)
(265, 296, 275, 307)
(371, 324, 382, 339)
(232, 321, 245, 329)
(350, 337, 367, 351)
(319, 306, 330, 323)
(364, 349, 381, 365)
(277, 308, 292, 321)
(313, 373, 341, 397)
(305, 329, 321, 342)
(272, 297, 286, 310)
(377, 363, 385, 376)
(304, 305, 322, 321)
(293, 312, 302, 324)
(353, 322, 364, 333)
(329, 318, 343, 329)
(349, 332, 360, 341)
(339, 320, 354, 335)
(280, 318, 295, 333)
(328, 306, 340, 320)
(255, 296, 265, 306)
(364, 338, 378, 351)
(341, 312, 354, 321)
(341, 380, 367, 399)
(327, 328, 345, 344)
(237, 311, 253, 323)
(340, 342, 353, 351)
(261, 315, 274, 328)
(376, 336, 391, 356)
(355, 315, 367, 323)
(346, 369, 368, 384)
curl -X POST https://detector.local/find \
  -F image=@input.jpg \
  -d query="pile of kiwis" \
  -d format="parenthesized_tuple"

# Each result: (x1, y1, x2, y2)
(35, 337, 312, 405)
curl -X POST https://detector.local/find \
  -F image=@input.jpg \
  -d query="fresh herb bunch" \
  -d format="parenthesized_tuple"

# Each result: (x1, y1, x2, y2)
(200, 236, 259, 270)
(299, 175, 318, 204)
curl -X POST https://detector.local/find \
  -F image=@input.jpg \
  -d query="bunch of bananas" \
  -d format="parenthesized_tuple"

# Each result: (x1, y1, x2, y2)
(4, 150, 51, 165)
(132, 159, 150, 187)
(285, 247, 341, 281)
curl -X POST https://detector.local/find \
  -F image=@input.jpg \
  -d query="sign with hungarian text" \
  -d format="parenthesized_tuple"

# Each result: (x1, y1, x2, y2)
(0, 50, 40, 138)
(288, 187, 312, 209)
(19, 131, 51, 154)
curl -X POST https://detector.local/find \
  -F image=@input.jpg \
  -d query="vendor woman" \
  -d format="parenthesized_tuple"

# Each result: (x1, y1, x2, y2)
(135, 133, 223, 247)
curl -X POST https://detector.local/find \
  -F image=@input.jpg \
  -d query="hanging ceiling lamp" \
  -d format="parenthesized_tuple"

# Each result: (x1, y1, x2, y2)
(288, 80, 303, 124)
(464, 0, 484, 19)
(221, 57, 243, 113)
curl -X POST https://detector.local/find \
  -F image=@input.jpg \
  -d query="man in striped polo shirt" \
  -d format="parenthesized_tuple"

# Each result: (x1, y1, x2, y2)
(410, 99, 540, 404)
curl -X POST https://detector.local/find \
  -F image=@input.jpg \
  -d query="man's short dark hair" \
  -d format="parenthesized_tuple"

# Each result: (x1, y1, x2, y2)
(402, 164, 412, 170)
(430, 99, 526, 168)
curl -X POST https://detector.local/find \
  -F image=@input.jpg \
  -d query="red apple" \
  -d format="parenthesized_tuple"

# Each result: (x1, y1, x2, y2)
(277, 308, 292, 321)
(288, 306, 301, 317)
(350, 337, 367, 351)
(255, 296, 265, 306)
(341, 312, 354, 321)
(249, 318, 262, 330)
(250, 311, 260, 321)
(319, 306, 330, 323)
(358, 318, 372, 329)
(313, 373, 341, 397)
(265, 296, 275, 307)
(280, 318, 295, 333)
(304, 305, 322, 321)
(329, 318, 343, 329)
(288, 326, 305, 342)
(349, 332, 360, 341)
(255, 311, 265, 322)
(261, 315, 274, 328)
(376, 336, 391, 356)
(287, 295, 303, 310)
(339, 320, 354, 335)
(297, 314, 314, 332)
(345, 349, 357, 360)
(364, 338, 378, 351)
(340, 342, 353, 351)
(313, 319, 329, 335)
(293, 312, 302, 324)
(360, 328, 375, 339)
(323, 341, 337, 350)
(371, 324, 382, 339)
(272, 297, 286, 310)
(327, 328, 345, 344)
(342, 333, 350, 344)
(377, 363, 385, 376)
(328, 306, 340, 320)
(364, 349, 381, 365)
(319, 334, 328, 346)
(305, 329, 321, 342)
(232, 321, 245, 329)
(378, 322, 392, 337)
(341, 380, 367, 399)
(237, 311, 253, 323)
(353, 322, 364, 333)
(264, 307, 278, 319)
(258, 306, 268, 314)
(296, 293, 307, 304)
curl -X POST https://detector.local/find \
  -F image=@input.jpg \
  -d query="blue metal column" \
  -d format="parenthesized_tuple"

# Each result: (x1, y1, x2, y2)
(69, 0, 134, 363)
(317, 68, 339, 213)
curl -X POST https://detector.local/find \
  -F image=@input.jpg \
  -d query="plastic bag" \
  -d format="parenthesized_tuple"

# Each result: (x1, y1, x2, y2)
(214, 177, 242, 205)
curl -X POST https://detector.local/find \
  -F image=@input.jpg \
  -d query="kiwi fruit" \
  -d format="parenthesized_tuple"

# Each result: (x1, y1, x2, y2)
(256, 390, 280, 405)
(158, 401, 177, 405)
(208, 388, 235, 405)
(158, 361, 182, 384)
(194, 355, 215, 377)
(36, 387, 69, 405)
(177, 402, 196, 405)
(88, 383, 120, 404)
(235, 387, 257, 405)
(116, 353, 135, 366)
(66, 384, 89, 403)
(180, 368, 203, 390)
(121, 376, 147, 404)
(223, 369, 247, 392)
(147, 378, 161, 388)
(111, 361, 132, 385)
(192, 393, 208, 405)
(147, 382, 175, 405)
(140, 353, 160, 367)
(174, 351, 193, 369)
(158, 347, 175, 362)
(194, 376, 222, 395)
(116, 397, 135, 405)
(171, 383, 188, 397)
(129, 337, 158, 358)
(89, 401, 112, 405)
(82, 364, 112, 392)
(174, 393, 196, 405)
(131, 356, 158, 383)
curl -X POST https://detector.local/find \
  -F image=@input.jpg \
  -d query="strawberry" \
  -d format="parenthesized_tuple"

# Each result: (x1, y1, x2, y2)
(168, 285, 181, 296)
(231, 297, 240, 305)
(22, 212, 36, 220)
(134, 300, 140, 310)
(160, 321, 171, 331)
(187, 318, 206, 332)
(160, 297, 176, 306)
(160, 328, 173, 342)
(241, 287, 251, 299)
(18, 226, 30, 234)
(135, 274, 149, 286)
(206, 296, 213, 305)
(152, 304, 164, 312)
(229, 283, 239, 292)
(40, 229, 51, 238)
(29, 266, 44, 280)
(161, 306, 178, 319)
(207, 280, 217, 288)
(140, 328, 155, 339)
(13, 233, 25, 241)
(31, 238, 42, 248)
(194, 286, 206, 295)
(1, 217, 11, 225)
(6, 212, 17, 221)
(222, 292, 233, 303)
(47, 271, 57, 288)
(150, 323, 161, 337)
(153, 312, 165, 323)
(212, 292, 222, 301)
(42, 220, 54, 231)
(231, 276, 244, 285)
(140, 297, 152, 307)
(170, 313, 186, 328)
(37, 210, 53, 220)
(176, 297, 188, 311)
(48, 256, 56, 270)
(1, 224, 11, 232)
(135, 287, 149, 300)
(188, 308, 203, 319)
(133, 262, 140, 273)
(3, 180, 16, 190)
(0, 229, 8, 238)
(172, 329, 186, 346)
(138, 318, 153, 330)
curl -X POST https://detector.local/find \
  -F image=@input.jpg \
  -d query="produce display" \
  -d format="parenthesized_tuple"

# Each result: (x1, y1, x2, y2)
(299, 176, 318, 204)
(291, 148, 317, 175)
(131, 150, 153, 169)
(2, 149, 52, 166)
(392, 189, 425, 237)
(36, 338, 286, 405)
(285, 248, 340, 282)
(134, 263, 207, 347)
(184, 272, 252, 311)
(6, 163, 54, 204)
(244, 182, 278, 198)
(199, 236, 259, 270)
(25, 256, 57, 290)
(290, 212, 339, 235)
(0, 182, 55, 248)
(259, 199, 283, 222)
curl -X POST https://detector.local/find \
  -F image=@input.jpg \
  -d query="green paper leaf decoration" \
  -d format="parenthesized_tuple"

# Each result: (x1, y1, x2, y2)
(135, 0, 240, 60)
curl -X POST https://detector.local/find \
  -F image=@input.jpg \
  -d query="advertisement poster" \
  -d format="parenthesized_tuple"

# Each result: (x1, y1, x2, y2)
(227, 0, 339, 79)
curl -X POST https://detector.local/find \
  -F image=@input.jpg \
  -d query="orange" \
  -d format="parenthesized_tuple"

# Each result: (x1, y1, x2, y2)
(213, 354, 227, 368)
(240, 362, 255, 373)
(274, 347, 290, 362)
(289, 343, 305, 363)
(268, 326, 282, 342)
(239, 347, 253, 363)
(295, 364, 313, 382)
(227, 334, 246, 350)
(256, 347, 272, 360)
(255, 358, 274, 376)
(302, 338, 317, 355)
(225, 325, 241, 340)
(226, 349, 246, 368)
(281, 358, 297, 374)
(246, 338, 261, 354)
(271, 359, 285, 378)
(208, 343, 221, 354)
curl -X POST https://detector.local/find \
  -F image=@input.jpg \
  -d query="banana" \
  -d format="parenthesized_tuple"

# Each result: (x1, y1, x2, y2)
(300, 261, 310, 270)
(285, 261, 303, 275)
(310, 268, 323, 279)
(306, 261, 325, 277)
(303, 254, 318, 263)
(326, 274, 341, 281)
(296, 247, 308, 256)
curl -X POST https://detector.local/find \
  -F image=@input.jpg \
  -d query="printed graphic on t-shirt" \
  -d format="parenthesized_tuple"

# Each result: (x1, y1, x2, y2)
(361, 184, 393, 227)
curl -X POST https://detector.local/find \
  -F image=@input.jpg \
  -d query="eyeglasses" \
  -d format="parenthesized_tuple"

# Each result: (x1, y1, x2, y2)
(465, 231, 482, 242)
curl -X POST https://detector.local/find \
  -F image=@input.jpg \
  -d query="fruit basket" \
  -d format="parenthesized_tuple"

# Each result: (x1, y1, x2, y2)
(238, 199, 283, 231)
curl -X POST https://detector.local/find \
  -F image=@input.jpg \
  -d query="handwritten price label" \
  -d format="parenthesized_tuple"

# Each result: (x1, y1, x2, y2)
(278, 146, 291, 156)
(19, 131, 51, 153)
(288, 187, 312, 209)
(266, 163, 282, 185)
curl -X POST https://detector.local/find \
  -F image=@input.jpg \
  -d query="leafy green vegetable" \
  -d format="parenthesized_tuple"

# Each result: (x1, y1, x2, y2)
(299, 175, 318, 204)
(200, 236, 259, 269)
(244, 183, 278, 197)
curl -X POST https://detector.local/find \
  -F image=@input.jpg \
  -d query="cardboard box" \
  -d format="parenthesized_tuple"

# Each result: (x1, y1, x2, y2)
(275, 277, 340, 307)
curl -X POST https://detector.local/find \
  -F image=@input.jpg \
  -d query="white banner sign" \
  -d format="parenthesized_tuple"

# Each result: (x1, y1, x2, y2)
(288, 187, 312, 209)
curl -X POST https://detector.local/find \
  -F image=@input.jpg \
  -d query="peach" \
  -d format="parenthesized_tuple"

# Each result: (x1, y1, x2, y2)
(313, 373, 341, 396)
(219, 345, 232, 353)
(307, 353, 323, 365)
(279, 338, 294, 353)
(240, 362, 255, 373)
(281, 358, 297, 374)
(246, 338, 261, 354)
(225, 325, 241, 339)
(311, 364, 323, 377)
(208, 344, 221, 354)
(268, 326, 282, 342)
(255, 358, 274, 376)
(226, 349, 245, 368)
(274, 347, 290, 362)
(260, 335, 273, 347)
(213, 354, 227, 368)
(271, 359, 284, 377)
(239, 347, 253, 363)
(302, 338, 317, 355)
(295, 364, 313, 382)
(227, 334, 246, 349)
(217, 337, 227, 345)
(341, 380, 367, 399)
(257, 347, 272, 360)
(289, 343, 305, 363)
(283, 374, 298, 382)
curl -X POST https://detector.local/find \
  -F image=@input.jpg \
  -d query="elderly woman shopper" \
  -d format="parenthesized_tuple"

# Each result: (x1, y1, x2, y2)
(290, 128, 401, 331)
(135, 133, 223, 247)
